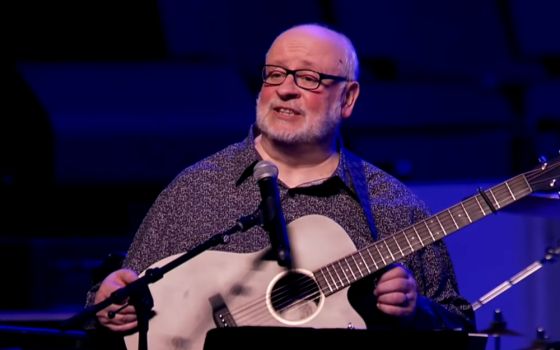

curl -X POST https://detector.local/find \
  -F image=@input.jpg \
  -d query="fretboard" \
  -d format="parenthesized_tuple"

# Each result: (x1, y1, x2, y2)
(314, 173, 533, 296)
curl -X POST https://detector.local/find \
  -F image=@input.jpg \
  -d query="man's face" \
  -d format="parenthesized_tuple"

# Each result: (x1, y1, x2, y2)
(256, 29, 350, 145)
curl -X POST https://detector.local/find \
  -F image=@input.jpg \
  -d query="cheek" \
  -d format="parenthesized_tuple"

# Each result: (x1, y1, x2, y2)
(305, 95, 330, 115)
(258, 88, 274, 105)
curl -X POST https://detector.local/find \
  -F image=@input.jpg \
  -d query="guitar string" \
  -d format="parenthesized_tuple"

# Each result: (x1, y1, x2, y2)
(229, 164, 559, 325)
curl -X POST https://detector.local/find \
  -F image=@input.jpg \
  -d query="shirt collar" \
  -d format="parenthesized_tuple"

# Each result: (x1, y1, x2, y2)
(234, 124, 263, 187)
(234, 124, 356, 196)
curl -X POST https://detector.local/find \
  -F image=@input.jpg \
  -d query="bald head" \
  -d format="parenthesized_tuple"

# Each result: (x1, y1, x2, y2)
(266, 24, 359, 80)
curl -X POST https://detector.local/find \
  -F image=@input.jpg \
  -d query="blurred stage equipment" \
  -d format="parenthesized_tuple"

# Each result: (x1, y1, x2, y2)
(520, 327, 560, 350)
(480, 309, 522, 337)
(479, 309, 521, 350)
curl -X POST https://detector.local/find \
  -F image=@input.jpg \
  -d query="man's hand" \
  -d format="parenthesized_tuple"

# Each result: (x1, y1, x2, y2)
(374, 264, 417, 317)
(94, 268, 139, 332)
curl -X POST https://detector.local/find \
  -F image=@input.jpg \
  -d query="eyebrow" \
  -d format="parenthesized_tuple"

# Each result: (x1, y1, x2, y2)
(266, 59, 318, 70)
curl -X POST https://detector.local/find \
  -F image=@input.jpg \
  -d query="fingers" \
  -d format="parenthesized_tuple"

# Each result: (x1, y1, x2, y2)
(374, 265, 416, 296)
(376, 263, 410, 283)
(94, 269, 139, 304)
(94, 268, 140, 331)
(97, 303, 138, 331)
(374, 265, 417, 317)
(98, 313, 138, 332)
(376, 292, 415, 316)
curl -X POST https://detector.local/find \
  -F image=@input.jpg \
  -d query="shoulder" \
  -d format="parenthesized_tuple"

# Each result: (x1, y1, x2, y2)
(352, 154, 430, 215)
(169, 138, 254, 187)
(156, 140, 255, 195)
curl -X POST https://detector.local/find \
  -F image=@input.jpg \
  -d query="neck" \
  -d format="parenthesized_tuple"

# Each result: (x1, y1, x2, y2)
(255, 135, 340, 188)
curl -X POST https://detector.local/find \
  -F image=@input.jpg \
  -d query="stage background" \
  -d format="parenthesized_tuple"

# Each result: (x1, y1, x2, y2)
(5, 1, 560, 349)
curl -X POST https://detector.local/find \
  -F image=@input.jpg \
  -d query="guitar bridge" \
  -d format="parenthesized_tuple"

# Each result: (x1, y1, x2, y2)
(209, 294, 237, 328)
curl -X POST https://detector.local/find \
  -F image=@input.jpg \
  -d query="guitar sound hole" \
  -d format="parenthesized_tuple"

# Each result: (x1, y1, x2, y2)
(269, 271, 321, 323)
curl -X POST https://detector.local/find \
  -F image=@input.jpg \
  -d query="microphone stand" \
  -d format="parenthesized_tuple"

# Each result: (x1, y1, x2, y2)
(471, 241, 560, 311)
(61, 211, 261, 350)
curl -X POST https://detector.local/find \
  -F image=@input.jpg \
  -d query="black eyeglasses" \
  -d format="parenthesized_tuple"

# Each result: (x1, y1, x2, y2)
(262, 64, 349, 91)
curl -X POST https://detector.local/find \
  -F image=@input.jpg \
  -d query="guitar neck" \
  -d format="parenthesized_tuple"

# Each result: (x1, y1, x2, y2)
(314, 173, 533, 296)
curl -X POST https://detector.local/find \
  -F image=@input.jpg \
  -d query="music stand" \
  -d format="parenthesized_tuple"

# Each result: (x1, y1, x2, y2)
(203, 327, 488, 350)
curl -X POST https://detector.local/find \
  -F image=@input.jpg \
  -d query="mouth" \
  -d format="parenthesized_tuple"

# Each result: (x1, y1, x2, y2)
(273, 106, 302, 117)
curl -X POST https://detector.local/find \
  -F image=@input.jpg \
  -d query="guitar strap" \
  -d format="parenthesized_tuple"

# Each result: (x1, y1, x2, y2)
(344, 151, 378, 241)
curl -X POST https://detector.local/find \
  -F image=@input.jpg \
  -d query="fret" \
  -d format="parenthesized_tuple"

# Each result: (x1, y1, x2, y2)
(344, 255, 358, 281)
(366, 248, 379, 270)
(515, 178, 532, 199)
(358, 251, 372, 274)
(509, 179, 528, 199)
(405, 228, 421, 249)
(419, 221, 435, 243)
(459, 202, 473, 223)
(325, 265, 339, 290)
(439, 210, 457, 232)
(412, 226, 425, 247)
(378, 240, 394, 263)
(383, 240, 396, 261)
(425, 218, 443, 240)
(402, 229, 415, 251)
(446, 208, 459, 229)
(474, 196, 487, 216)
(494, 185, 510, 208)
(516, 178, 532, 199)
(374, 244, 387, 265)
(319, 269, 334, 293)
(393, 235, 404, 257)
(342, 258, 355, 282)
(335, 261, 348, 286)
(465, 197, 485, 221)
(488, 188, 500, 209)
(435, 215, 447, 236)
(449, 204, 470, 228)
(351, 254, 364, 279)
(505, 181, 516, 201)
(315, 270, 329, 294)
(519, 176, 532, 197)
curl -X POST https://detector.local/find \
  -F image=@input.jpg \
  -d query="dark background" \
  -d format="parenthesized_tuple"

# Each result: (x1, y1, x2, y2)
(3, 1, 560, 348)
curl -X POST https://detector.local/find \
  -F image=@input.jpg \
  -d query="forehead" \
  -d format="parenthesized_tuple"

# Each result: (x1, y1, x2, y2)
(266, 28, 346, 72)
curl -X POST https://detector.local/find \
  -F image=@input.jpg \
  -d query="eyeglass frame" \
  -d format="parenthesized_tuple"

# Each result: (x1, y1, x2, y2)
(262, 64, 350, 91)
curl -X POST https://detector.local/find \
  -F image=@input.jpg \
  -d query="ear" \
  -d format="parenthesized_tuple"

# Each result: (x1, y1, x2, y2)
(340, 81, 360, 119)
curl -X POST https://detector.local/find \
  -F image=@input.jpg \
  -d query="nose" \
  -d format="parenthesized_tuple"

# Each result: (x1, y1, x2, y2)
(275, 74, 301, 99)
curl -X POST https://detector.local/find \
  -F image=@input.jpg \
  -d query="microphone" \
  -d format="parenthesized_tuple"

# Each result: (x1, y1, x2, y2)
(253, 160, 292, 269)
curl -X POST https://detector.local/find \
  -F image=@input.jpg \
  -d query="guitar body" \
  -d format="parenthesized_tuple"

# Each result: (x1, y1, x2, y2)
(124, 215, 366, 350)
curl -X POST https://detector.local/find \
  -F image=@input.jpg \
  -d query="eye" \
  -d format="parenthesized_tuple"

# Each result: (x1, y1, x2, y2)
(269, 71, 285, 79)
(297, 73, 320, 83)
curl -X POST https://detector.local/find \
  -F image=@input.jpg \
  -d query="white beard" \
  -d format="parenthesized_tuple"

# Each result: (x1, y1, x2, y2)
(255, 94, 342, 145)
